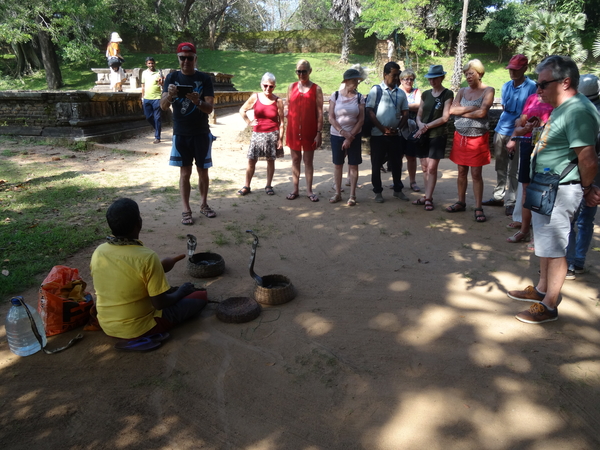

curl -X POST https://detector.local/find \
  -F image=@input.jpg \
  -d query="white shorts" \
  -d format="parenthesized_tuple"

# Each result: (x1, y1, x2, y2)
(531, 184, 582, 258)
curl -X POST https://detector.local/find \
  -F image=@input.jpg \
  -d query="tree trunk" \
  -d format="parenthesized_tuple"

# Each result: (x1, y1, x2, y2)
(431, 27, 438, 57)
(445, 30, 454, 56)
(208, 21, 217, 50)
(37, 16, 63, 89)
(339, 20, 352, 64)
(451, 0, 470, 92)
(12, 42, 42, 76)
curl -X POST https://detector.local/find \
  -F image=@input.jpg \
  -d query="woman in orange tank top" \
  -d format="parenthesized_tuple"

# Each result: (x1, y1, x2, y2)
(285, 59, 324, 202)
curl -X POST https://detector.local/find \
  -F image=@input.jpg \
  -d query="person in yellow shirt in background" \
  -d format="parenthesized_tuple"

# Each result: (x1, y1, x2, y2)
(90, 198, 206, 341)
(141, 57, 164, 144)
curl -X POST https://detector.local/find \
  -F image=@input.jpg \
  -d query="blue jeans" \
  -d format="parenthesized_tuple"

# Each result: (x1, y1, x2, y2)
(143, 99, 162, 139)
(567, 201, 597, 269)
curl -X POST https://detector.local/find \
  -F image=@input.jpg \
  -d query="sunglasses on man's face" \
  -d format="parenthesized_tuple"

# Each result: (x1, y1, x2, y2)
(262, 84, 275, 90)
(179, 55, 194, 62)
(535, 78, 562, 90)
(296, 70, 308, 75)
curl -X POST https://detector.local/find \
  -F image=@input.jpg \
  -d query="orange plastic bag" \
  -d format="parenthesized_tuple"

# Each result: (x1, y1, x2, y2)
(38, 266, 94, 336)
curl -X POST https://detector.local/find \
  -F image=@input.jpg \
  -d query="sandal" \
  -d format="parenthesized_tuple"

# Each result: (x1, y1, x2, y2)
(410, 182, 421, 192)
(412, 196, 426, 205)
(446, 201, 466, 212)
(424, 198, 434, 211)
(181, 211, 194, 225)
(507, 231, 530, 243)
(474, 208, 486, 222)
(237, 186, 251, 196)
(200, 205, 217, 218)
(286, 192, 299, 200)
(308, 194, 319, 202)
(506, 221, 522, 229)
(329, 194, 342, 204)
(265, 186, 275, 195)
(347, 196, 356, 206)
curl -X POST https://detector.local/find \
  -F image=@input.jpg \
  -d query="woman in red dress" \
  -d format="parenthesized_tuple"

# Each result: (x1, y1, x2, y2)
(286, 59, 324, 202)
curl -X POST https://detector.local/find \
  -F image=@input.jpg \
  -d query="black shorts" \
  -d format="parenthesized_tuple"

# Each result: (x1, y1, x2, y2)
(330, 134, 362, 166)
(417, 135, 447, 159)
(169, 133, 213, 168)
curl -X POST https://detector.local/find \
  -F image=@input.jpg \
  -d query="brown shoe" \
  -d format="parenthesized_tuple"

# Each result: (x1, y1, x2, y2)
(507, 285, 545, 302)
(153, 139, 161, 144)
(515, 303, 558, 324)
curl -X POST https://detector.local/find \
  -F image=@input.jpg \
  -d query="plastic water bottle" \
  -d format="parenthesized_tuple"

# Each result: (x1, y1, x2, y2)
(5, 297, 47, 356)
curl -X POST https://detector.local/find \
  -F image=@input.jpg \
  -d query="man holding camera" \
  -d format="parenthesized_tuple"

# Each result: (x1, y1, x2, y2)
(160, 42, 216, 224)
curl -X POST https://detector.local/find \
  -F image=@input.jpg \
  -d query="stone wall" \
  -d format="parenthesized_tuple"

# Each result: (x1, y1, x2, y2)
(0, 91, 147, 142)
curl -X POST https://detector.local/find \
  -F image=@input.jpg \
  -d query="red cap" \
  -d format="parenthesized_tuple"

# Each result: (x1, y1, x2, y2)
(506, 54, 528, 70)
(177, 42, 196, 54)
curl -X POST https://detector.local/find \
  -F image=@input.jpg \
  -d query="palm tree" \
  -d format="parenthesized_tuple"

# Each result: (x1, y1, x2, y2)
(517, 11, 588, 66)
(329, 0, 361, 64)
(450, 0, 469, 92)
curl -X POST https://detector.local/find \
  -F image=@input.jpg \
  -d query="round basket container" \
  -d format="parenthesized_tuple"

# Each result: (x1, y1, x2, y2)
(187, 252, 225, 278)
(216, 297, 261, 323)
(253, 274, 296, 305)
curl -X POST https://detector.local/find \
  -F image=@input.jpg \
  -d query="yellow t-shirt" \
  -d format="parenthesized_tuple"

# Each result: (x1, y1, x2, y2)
(90, 242, 170, 339)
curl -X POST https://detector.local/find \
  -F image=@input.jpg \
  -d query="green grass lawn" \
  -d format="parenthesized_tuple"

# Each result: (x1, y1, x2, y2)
(2, 48, 599, 95)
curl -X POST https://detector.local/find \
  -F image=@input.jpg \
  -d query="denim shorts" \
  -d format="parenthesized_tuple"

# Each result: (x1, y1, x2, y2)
(532, 184, 582, 258)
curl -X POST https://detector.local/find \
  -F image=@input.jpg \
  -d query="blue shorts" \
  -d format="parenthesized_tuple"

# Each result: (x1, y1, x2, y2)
(170, 133, 214, 168)
(330, 134, 362, 166)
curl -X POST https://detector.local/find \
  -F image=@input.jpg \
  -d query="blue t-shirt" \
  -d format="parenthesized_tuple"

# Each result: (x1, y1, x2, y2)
(495, 77, 537, 135)
(163, 70, 214, 136)
(366, 82, 408, 136)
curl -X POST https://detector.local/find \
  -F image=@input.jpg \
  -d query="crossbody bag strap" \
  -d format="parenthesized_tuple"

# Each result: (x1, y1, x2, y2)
(20, 300, 83, 354)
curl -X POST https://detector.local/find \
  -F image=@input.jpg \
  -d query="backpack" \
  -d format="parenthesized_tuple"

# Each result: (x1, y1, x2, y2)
(362, 85, 383, 137)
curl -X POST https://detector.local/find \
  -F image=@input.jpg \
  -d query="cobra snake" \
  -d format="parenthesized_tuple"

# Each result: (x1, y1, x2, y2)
(246, 230, 263, 286)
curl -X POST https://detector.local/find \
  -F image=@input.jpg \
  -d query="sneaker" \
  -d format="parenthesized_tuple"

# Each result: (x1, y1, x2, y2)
(507, 285, 545, 302)
(573, 266, 585, 274)
(482, 198, 504, 207)
(374, 193, 384, 203)
(515, 302, 558, 324)
(565, 269, 576, 280)
(393, 190, 409, 201)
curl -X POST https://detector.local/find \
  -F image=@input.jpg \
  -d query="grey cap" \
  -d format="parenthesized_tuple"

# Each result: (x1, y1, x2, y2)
(424, 65, 446, 79)
(342, 69, 363, 81)
(579, 74, 600, 99)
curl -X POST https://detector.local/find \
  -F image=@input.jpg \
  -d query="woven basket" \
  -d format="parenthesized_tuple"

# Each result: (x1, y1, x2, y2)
(216, 297, 261, 323)
(253, 274, 296, 305)
(187, 253, 225, 278)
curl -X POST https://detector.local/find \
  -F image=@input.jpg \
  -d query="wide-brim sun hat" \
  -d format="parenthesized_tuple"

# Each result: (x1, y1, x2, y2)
(110, 32, 122, 43)
(342, 68, 363, 82)
(424, 65, 446, 78)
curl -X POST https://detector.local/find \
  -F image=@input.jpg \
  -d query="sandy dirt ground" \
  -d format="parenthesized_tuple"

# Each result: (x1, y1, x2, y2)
(1, 107, 600, 450)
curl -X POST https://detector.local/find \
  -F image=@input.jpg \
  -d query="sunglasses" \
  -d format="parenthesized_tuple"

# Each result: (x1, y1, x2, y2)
(535, 78, 562, 90)
(401, 78, 415, 82)
(296, 70, 308, 75)
(178, 55, 194, 62)
(262, 84, 275, 89)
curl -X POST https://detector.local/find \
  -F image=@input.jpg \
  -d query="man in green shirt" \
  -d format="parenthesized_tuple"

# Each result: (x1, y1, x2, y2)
(141, 57, 164, 144)
(507, 55, 600, 324)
